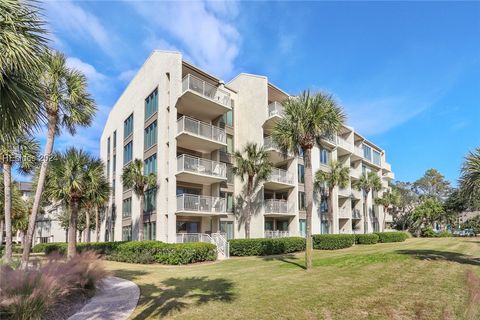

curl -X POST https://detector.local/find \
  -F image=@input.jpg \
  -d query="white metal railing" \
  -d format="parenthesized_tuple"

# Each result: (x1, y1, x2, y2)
(339, 208, 351, 218)
(338, 187, 351, 197)
(211, 233, 230, 258)
(176, 233, 213, 244)
(177, 154, 226, 179)
(264, 136, 292, 156)
(176, 194, 226, 213)
(177, 116, 226, 144)
(321, 133, 337, 144)
(176, 232, 230, 259)
(264, 199, 288, 213)
(268, 167, 294, 185)
(337, 137, 353, 152)
(354, 146, 364, 158)
(265, 230, 289, 238)
(268, 102, 284, 117)
(352, 209, 362, 219)
(182, 74, 231, 107)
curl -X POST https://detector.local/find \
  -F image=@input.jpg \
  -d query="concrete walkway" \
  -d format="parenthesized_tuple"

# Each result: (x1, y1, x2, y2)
(68, 276, 139, 320)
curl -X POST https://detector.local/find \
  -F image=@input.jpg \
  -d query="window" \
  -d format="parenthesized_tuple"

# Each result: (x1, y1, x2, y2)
(123, 141, 133, 165)
(298, 191, 306, 211)
(221, 191, 234, 213)
(122, 225, 132, 241)
(320, 198, 328, 214)
(106, 159, 110, 180)
(299, 219, 306, 237)
(321, 221, 330, 234)
(144, 121, 157, 150)
(144, 188, 157, 213)
(372, 150, 381, 166)
(176, 186, 201, 195)
(122, 198, 132, 218)
(226, 134, 234, 153)
(107, 137, 110, 157)
(113, 155, 116, 173)
(124, 114, 134, 139)
(320, 148, 330, 165)
(39, 236, 49, 244)
(222, 110, 233, 127)
(219, 221, 234, 240)
(298, 164, 305, 183)
(112, 179, 116, 197)
(144, 222, 156, 240)
(362, 144, 372, 161)
(113, 131, 117, 149)
(226, 164, 234, 184)
(144, 154, 157, 175)
(145, 88, 158, 120)
(176, 221, 199, 233)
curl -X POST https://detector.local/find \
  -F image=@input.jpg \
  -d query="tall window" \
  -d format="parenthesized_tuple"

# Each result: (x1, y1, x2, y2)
(144, 154, 157, 175)
(298, 164, 305, 183)
(320, 148, 329, 165)
(144, 121, 157, 150)
(222, 110, 233, 127)
(221, 191, 234, 212)
(372, 150, 381, 166)
(122, 225, 132, 241)
(123, 141, 133, 165)
(145, 88, 158, 120)
(107, 159, 110, 180)
(320, 198, 328, 214)
(112, 179, 116, 197)
(299, 219, 306, 237)
(143, 222, 156, 240)
(124, 114, 134, 139)
(107, 137, 110, 157)
(298, 191, 306, 211)
(362, 144, 372, 161)
(113, 131, 117, 149)
(144, 188, 157, 213)
(226, 134, 234, 153)
(113, 155, 116, 173)
(122, 198, 132, 218)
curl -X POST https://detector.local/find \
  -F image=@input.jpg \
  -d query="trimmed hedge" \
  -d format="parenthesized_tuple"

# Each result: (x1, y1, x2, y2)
(355, 234, 379, 245)
(312, 234, 355, 250)
(32, 241, 217, 265)
(374, 232, 409, 243)
(229, 237, 305, 256)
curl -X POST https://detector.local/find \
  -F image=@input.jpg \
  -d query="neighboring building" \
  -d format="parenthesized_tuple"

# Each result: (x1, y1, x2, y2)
(459, 211, 480, 225)
(99, 51, 395, 248)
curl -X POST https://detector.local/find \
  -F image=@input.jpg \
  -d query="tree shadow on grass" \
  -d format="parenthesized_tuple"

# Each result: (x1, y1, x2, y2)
(111, 269, 236, 319)
(396, 250, 480, 266)
(262, 254, 306, 270)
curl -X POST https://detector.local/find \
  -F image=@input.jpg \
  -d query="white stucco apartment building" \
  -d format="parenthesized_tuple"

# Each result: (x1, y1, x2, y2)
(99, 51, 395, 246)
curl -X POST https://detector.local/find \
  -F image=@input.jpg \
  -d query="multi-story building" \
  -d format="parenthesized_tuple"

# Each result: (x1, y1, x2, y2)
(100, 51, 395, 250)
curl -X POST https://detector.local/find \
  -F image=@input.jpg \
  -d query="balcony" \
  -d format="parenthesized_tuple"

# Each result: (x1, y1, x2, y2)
(337, 137, 353, 155)
(265, 230, 290, 238)
(264, 199, 294, 216)
(383, 171, 395, 180)
(351, 189, 362, 200)
(176, 194, 226, 216)
(350, 165, 362, 180)
(339, 207, 351, 219)
(263, 102, 284, 130)
(177, 74, 232, 120)
(263, 136, 294, 163)
(321, 133, 337, 147)
(176, 116, 226, 153)
(176, 155, 227, 184)
(264, 168, 294, 190)
(338, 187, 351, 198)
(352, 208, 362, 219)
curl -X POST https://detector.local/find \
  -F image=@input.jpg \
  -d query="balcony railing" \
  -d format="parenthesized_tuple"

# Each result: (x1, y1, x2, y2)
(182, 74, 231, 107)
(268, 102, 284, 117)
(352, 209, 362, 219)
(177, 155, 226, 179)
(268, 168, 294, 185)
(339, 208, 351, 218)
(177, 116, 226, 144)
(176, 194, 226, 213)
(337, 137, 353, 152)
(264, 199, 288, 213)
(265, 230, 289, 238)
(321, 133, 337, 144)
(176, 233, 213, 244)
(338, 187, 351, 197)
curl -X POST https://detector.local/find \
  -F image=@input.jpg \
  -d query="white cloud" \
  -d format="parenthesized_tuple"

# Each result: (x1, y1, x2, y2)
(118, 69, 137, 82)
(66, 57, 105, 82)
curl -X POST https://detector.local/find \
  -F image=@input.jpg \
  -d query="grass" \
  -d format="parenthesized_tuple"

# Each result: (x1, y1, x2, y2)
(105, 237, 480, 320)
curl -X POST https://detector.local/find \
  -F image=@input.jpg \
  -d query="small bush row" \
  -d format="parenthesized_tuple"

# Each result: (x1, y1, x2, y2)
(313, 234, 356, 250)
(229, 237, 305, 256)
(32, 241, 216, 265)
(355, 234, 379, 245)
(420, 227, 452, 238)
(374, 232, 409, 243)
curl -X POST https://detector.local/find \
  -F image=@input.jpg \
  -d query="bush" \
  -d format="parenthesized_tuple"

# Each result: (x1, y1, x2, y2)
(33, 242, 68, 255)
(437, 230, 452, 237)
(312, 234, 355, 250)
(229, 237, 305, 256)
(355, 234, 379, 245)
(375, 232, 409, 243)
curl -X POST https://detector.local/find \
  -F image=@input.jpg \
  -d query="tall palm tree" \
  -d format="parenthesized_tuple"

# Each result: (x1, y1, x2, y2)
(22, 51, 96, 267)
(272, 91, 345, 269)
(353, 171, 382, 234)
(1, 0, 47, 141)
(122, 159, 157, 241)
(460, 147, 480, 209)
(232, 143, 272, 239)
(44, 148, 92, 259)
(83, 160, 110, 243)
(314, 160, 350, 233)
(0, 135, 39, 262)
(375, 188, 400, 231)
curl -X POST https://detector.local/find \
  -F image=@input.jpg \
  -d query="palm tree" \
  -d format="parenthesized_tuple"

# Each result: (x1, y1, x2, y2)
(83, 160, 110, 242)
(232, 143, 272, 239)
(0, 135, 39, 262)
(122, 159, 157, 241)
(315, 160, 350, 233)
(353, 171, 382, 234)
(272, 91, 345, 269)
(1, 0, 47, 141)
(375, 188, 400, 231)
(44, 148, 92, 259)
(22, 51, 96, 267)
(460, 147, 480, 209)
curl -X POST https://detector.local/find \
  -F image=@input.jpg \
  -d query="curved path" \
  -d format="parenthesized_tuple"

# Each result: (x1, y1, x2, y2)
(68, 276, 139, 320)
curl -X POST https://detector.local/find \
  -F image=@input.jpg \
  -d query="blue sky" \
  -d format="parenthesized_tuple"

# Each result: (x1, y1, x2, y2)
(35, 0, 479, 185)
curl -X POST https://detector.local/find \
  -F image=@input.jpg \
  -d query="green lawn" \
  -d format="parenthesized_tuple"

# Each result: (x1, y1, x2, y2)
(106, 237, 480, 320)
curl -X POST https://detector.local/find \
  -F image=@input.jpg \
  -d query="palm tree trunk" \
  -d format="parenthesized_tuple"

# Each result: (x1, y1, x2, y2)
(95, 206, 100, 242)
(246, 176, 253, 239)
(0, 220, 4, 245)
(22, 112, 57, 268)
(138, 194, 145, 241)
(363, 193, 368, 234)
(85, 211, 91, 243)
(304, 147, 313, 270)
(3, 163, 12, 263)
(328, 187, 334, 234)
(68, 201, 79, 259)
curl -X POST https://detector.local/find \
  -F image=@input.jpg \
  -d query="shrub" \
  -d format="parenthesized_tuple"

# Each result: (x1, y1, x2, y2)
(375, 231, 409, 243)
(229, 237, 305, 256)
(33, 242, 68, 255)
(312, 234, 355, 250)
(0, 251, 107, 320)
(355, 234, 379, 245)
(437, 231, 452, 237)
